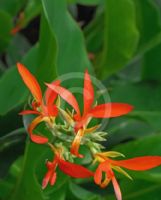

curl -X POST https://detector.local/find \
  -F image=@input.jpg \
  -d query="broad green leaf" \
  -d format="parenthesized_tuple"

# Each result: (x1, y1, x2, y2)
(84, 7, 104, 53)
(122, 180, 161, 200)
(67, 181, 100, 200)
(133, 0, 161, 82)
(110, 82, 161, 131)
(0, 179, 13, 199)
(0, 10, 12, 52)
(98, 0, 139, 78)
(50, 184, 67, 200)
(42, 0, 93, 75)
(134, 0, 161, 51)
(142, 42, 161, 82)
(0, 156, 23, 199)
(75, 0, 101, 5)
(10, 141, 46, 200)
(107, 179, 161, 200)
(37, 12, 57, 88)
(6, 33, 31, 66)
(23, 0, 42, 27)
(0, 45, 38, 115)
(0, 0, 25, 16)
(0, 128, 25, 152)
(107, 118, 154, 148)
(0, 61, 5, 77)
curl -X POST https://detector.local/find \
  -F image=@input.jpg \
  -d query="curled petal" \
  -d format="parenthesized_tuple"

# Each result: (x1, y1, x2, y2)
(46, 83, 80, 116)
(100, 176, 111, 188)
(90, 103, 133, 118)
(17, 63, 42, 103)
(70, 129, 84, 158)
(112, 176, 122, 200)
(83, 70, 94, 115)
(28, 116, 48, 144)
(19, 110, 40, 115)
(58, 159, 94, 178)
(94, 160, 112, 185)
(111, 156, 161, 171)
(94, 166, 102, 185)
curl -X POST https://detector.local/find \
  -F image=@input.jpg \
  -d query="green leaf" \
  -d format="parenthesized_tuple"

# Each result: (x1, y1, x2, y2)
(6, 33, 31, 66)
(142, 42, 161, 82)
(107, 118, 154, 148)
(0, 61, 6, 77)
(110, 81, 161, 131)
(0, 0, 25, 16)
(0, 128, 25, 152)
(37, 12, 57, 88)
(0, 45, 38, 116)
(134, 0, 161, 51)
(133, 0, 161, 82)
(107, 179, 161, 200)
(84, 7, 104, 53)
(98, 0, 139, 78)
(0, 156, 23, 199)
(0, 10, 12, 52)
(42, 0, 93, 75)
(67, 181, 100, 200)
(75, 0, 101, 6)
(10, 141, 46, 200)
(122, 179, 161, 200)
(23, 0, 42, 27)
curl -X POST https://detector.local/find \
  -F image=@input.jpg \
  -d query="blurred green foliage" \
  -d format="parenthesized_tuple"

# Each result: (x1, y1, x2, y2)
(1, 0, 161, 199)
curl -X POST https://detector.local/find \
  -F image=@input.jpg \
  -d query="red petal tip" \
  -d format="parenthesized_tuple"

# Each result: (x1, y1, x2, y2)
(30, 134, 48, 144)
(42, 179, 48, 190)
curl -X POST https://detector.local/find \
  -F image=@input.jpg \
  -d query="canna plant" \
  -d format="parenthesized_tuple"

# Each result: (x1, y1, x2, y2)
(17, 63, 161, 200)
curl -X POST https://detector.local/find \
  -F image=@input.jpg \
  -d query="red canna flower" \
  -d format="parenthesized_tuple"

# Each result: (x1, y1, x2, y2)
(17, 63, 60, 144)
(94, 152, 161, 200)
(42, 151, 94, 189)
(46, 70, 133, 157)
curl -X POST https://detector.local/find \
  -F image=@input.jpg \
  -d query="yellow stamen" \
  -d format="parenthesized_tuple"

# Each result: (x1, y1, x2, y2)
(112, 166, 133, 180)
(84, 124, 100, 134)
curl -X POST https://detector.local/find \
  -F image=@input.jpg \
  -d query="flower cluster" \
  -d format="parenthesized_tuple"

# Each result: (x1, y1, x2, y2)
(17, 63, 161, 200)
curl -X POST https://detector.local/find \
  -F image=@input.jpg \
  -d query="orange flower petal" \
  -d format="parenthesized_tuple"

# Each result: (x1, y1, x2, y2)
(19, 110, 40, 115)
(46, 104, 58, 117)
(42, 169, 52, 189)
(111, 176, 122, 200)
(94, 165, 102, 185)
(111, 156, 161, 171)
(45, 80, 60, 106)
(58, 158, 94, 178)
(83, 70, 94, 116)
(70, 129, 84, 158)
(17, 63, 42, 103)
(28, 116, 48, 144)
(50, 172, 57, 186)
(46, 83, 80, 116)
(90, 103, 133, 118)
